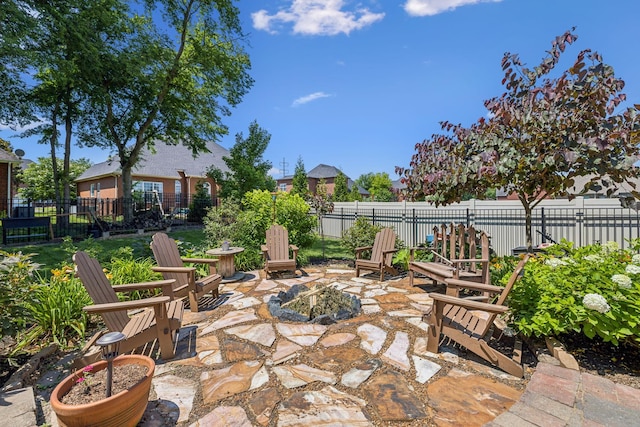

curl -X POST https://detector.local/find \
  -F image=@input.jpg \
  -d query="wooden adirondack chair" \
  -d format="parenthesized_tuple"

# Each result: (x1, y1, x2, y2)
(409, 224, 491, 295)
(261, 224, 298, 276)
(73, 251, 184, 360)
(425, 255, 529, 377)
(150, 232, 221, 312)
(355, 228, 398, 281)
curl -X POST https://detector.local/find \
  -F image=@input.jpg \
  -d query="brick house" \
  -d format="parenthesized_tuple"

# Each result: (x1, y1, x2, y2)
(276, 163, 368, 197)
(0, 148, 21, 217)
(75, 141, 230, 214)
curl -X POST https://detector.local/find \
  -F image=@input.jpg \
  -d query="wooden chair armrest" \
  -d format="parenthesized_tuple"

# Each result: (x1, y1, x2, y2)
(431, 251, 453, 265)
(382, 249, 398, 255)
(428, 292, 509, 314)
(444, 278, 504, 294)
(355, 246, 373, 259)
(181, 257, 219, 265)
(289, 245, 299, 251)
(261, 245, 269, 253)
(83, 296, 171, 314)
(111, 279, 176, 295)
(152, 266, 196, 273)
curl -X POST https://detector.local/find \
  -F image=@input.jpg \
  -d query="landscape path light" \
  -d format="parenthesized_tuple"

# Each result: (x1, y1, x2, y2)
(96, 331, 126, 398)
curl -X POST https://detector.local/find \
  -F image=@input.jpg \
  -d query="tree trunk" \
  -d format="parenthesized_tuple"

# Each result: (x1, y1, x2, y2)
(60, 101, 73, 228)
(122, 164, 133, 224)
(522, 201, 533, 252)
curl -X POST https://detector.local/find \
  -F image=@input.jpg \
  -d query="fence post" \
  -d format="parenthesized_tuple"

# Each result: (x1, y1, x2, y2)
(341, 207, 344, 235)
(372, 208, 376, 225)
(541, 207, 546, 243)
(412, 209, 416, 247)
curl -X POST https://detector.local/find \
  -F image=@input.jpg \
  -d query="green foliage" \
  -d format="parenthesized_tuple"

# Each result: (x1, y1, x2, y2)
(392, 248, 411, 271)
(354, 173, 374, 193)
(17, 157, 91, 200)
(348, 183, 363, 201)
(369, 172, 394, 202)
(107, 248, 163, 300)
(0, 251, 40, 338)
(509, 240, 640, 347)
(202, 190, 316, 270)
(211, 121, 275, 201)
(340, 217, 383, 255)
(333, 172, 349, 202)
(17, 267, 92, 353)
(291, 156, 309, 198)
(188, 181, 214, 222)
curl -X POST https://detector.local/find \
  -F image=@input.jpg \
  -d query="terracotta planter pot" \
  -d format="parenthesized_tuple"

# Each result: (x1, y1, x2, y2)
(50, 354, 155, 427)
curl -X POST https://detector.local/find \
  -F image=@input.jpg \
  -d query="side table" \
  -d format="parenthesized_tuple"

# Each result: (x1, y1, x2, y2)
(206, 246, 245, 283)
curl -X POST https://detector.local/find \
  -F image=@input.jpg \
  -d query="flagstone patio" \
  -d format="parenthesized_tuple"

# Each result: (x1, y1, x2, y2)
(47, 266, 530, 426)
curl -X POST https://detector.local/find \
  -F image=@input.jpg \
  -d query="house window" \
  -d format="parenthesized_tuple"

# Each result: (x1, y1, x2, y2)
(279, 183, 287, 192)
(175, 180, 181, 195)
(96, 182, 100, 198)
(90, 184, 95, 197)
(133, 181, 164, 200)
(202, 182, 211, 195)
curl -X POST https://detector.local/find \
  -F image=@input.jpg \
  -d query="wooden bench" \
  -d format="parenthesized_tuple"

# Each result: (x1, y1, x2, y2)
(409, 223, 490, 295)
(2, 217, 52, 245)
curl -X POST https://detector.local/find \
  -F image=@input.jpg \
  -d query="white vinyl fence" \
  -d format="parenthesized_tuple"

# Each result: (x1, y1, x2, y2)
(318, 198, 640, 256)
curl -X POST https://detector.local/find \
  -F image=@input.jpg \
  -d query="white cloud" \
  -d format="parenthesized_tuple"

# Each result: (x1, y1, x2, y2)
(292, 91, 332, 107)
(404, 0, 502, 17)
(252, 0, 385, 36)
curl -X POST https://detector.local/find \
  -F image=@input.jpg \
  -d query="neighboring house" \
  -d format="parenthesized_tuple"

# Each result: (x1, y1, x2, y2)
(276, 163, 368, 197)
(0, 148, 21, 217)
(76, 141, 230, 212)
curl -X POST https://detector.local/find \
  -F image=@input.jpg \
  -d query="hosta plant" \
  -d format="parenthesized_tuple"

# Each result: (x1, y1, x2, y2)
(509, 239, 640, 347)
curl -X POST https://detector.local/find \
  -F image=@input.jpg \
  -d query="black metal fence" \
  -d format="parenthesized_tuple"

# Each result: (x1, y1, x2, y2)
(321, 201, 640, 256)
(0, 194, 217, 245)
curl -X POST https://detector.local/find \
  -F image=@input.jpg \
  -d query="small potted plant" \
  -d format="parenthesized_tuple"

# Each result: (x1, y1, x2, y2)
(50, 333, 155, 427)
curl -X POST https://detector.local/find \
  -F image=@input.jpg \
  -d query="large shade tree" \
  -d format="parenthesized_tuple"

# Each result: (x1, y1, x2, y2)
(80, 0, 253, 221)
(209, 120, 275, 201)
(398, 30, 640, 249)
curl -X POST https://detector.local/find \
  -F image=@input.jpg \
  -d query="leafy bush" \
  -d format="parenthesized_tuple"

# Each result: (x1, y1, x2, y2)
(509, 239, 640, 347)
(188, 180, 214, 222)
(203, 190, 316, 270)
(0, 251, 40, 339)
(17, 266, 92, 353)
(340, 217, 383, 255)
(107, 247, 163, 300)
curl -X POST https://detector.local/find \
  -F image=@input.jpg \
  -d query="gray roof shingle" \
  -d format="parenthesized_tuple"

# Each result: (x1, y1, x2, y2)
(76, 141, 230, 181)
(0, 148, 20, 163)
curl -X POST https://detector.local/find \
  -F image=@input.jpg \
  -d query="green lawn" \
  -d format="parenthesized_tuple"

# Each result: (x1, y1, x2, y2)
(2, 227, 353, 275)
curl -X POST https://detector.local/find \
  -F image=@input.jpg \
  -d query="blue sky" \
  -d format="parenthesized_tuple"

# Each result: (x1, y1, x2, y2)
(2, 0, 640, 182)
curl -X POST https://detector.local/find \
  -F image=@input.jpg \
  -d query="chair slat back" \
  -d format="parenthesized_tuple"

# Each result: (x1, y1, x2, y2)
(266, 224, 291, 261)
(73, 251, 129, 332)
(151, 232, 185, 288)
(371, 228, 396, 264)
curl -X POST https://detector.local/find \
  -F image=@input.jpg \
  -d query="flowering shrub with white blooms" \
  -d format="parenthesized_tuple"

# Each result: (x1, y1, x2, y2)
(508, 238, 640, 347)
(582, 293, 610, 314)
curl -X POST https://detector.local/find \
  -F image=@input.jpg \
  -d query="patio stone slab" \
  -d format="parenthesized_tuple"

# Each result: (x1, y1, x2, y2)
(224, 323, 276, 347)
(152, 374, 197, 423)
(200, 361, 264, 404)
(272, 363, 336, 389)
(357, 323, 387, 355)
(278, 386, 372, 427)
(363, 369, 428, 421)
(381, 331, 411, 371)
(276, 323, 327, 346)
(199, 308, 258, 336)
(189, 406, 252, 427)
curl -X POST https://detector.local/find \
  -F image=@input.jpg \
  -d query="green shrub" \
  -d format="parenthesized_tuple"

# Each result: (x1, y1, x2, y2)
(0, 251, 40, 339)
(17, 266, 92, 353)
(107, 248, 163, 300)
(509, 239, 640, 347)
(340, 217, 383, 256)
(203, 190, 316, 271)
(188, 181, 214, 222)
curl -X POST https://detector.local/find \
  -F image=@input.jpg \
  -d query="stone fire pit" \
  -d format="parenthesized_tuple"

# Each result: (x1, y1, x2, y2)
(268, 284, 361, 324)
